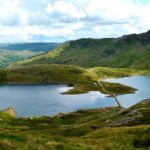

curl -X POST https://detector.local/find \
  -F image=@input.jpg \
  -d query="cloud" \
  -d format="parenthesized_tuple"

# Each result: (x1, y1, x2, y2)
(46, 1, 85, 18)
(0, 0, 150, 42)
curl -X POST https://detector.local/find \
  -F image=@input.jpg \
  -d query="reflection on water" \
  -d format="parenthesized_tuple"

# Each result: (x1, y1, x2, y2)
(104, 76, 150, 108)
(0, 76, 149, 117)
(0, 84, 116, 117)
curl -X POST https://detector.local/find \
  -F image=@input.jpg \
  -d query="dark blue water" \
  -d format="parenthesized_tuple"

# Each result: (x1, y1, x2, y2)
(0, 76, 149, 117)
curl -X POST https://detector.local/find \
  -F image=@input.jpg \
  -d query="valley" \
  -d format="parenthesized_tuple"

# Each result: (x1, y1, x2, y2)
(1, 0, 150, 149)
(0, 30, 150, 150)
(0, 42, 60, 68)
(0, 49, 37, 68)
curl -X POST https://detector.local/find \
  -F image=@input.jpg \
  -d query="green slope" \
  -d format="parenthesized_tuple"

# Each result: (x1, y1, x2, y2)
(10, 30, 150, 69)
(0, 99, 149, 149)
(1, 64, 149, 95)
(0, 50, 38, 68)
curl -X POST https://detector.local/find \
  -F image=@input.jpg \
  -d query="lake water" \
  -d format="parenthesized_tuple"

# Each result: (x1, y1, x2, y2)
(0, 76, 149, 117)
(104, 76, 150, 108)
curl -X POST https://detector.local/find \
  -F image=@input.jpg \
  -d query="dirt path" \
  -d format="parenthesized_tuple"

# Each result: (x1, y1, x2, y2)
(97, 79, 122, 108)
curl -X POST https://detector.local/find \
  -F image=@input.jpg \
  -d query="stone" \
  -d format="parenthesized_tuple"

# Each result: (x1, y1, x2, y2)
(3, 107, 16, 118)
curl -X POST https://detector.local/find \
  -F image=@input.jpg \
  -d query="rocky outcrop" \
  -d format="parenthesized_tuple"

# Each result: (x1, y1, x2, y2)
(105, 99, 150, 127)
(3, 107, 16, 118)
(106, 110, 143, 127)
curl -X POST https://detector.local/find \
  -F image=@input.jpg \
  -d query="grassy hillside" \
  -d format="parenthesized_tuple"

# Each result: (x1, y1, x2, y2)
(11, 30, 150, 69)
(0, 99, 149, 149)
(1, 64, 149, 95)
(0, 50, 38, 68)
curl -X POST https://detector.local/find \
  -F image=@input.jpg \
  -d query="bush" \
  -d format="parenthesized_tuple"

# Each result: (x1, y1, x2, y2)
(0, 69, 6, 83)
(133, 133, 150, 148)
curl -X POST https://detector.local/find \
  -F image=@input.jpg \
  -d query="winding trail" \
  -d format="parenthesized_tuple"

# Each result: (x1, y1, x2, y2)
(97, 79, 122, 108)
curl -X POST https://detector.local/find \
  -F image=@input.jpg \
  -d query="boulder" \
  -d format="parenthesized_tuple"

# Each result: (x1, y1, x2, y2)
(3, 107, 16, 118)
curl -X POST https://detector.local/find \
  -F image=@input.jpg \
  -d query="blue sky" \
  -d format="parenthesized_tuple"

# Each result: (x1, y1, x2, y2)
(133, 0, 149, 4)
(0, 0, 150, 43)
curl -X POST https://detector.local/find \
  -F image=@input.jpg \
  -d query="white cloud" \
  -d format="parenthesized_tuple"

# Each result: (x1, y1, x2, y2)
(46, 0, 85, 18)
(0, 0, 150, 42)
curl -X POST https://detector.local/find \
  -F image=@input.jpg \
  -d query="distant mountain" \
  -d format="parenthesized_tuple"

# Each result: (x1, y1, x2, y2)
(10, 30, 150, 69)
(0, 42, 61, 67)
(0, 42, 60, 52)
(0, 50, 37, 67)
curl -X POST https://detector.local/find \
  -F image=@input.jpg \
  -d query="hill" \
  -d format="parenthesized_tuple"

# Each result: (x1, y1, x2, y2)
(0, 50, 37, 68)
(11, 30, 150, 69)
(1, 64, 149, 95)
(0, 98, 149, 149)
(0, 42, 60, 52)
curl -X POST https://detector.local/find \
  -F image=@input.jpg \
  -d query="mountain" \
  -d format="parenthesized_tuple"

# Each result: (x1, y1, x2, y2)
(10, 30, 150, 69)
(0, 50, 37, 67)
(0, 42, 60, 52)
(0, 42, 61, 67)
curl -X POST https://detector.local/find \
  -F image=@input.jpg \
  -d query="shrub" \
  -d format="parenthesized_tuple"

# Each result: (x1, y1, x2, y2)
(0, 69, 6, 83)
(133, 133, 150, 148)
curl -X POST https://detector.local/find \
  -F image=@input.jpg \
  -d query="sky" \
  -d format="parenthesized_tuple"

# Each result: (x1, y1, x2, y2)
(0, 0, 150, 43)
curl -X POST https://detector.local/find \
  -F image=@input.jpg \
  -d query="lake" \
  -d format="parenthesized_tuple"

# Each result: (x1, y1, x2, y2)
(0, 76, 149, 117)
(104, 76, 150, 108)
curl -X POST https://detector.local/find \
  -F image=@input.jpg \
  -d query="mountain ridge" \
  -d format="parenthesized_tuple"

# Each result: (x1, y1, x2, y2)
(10, 30, 150, 69)
(0, 42, 60, 52)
